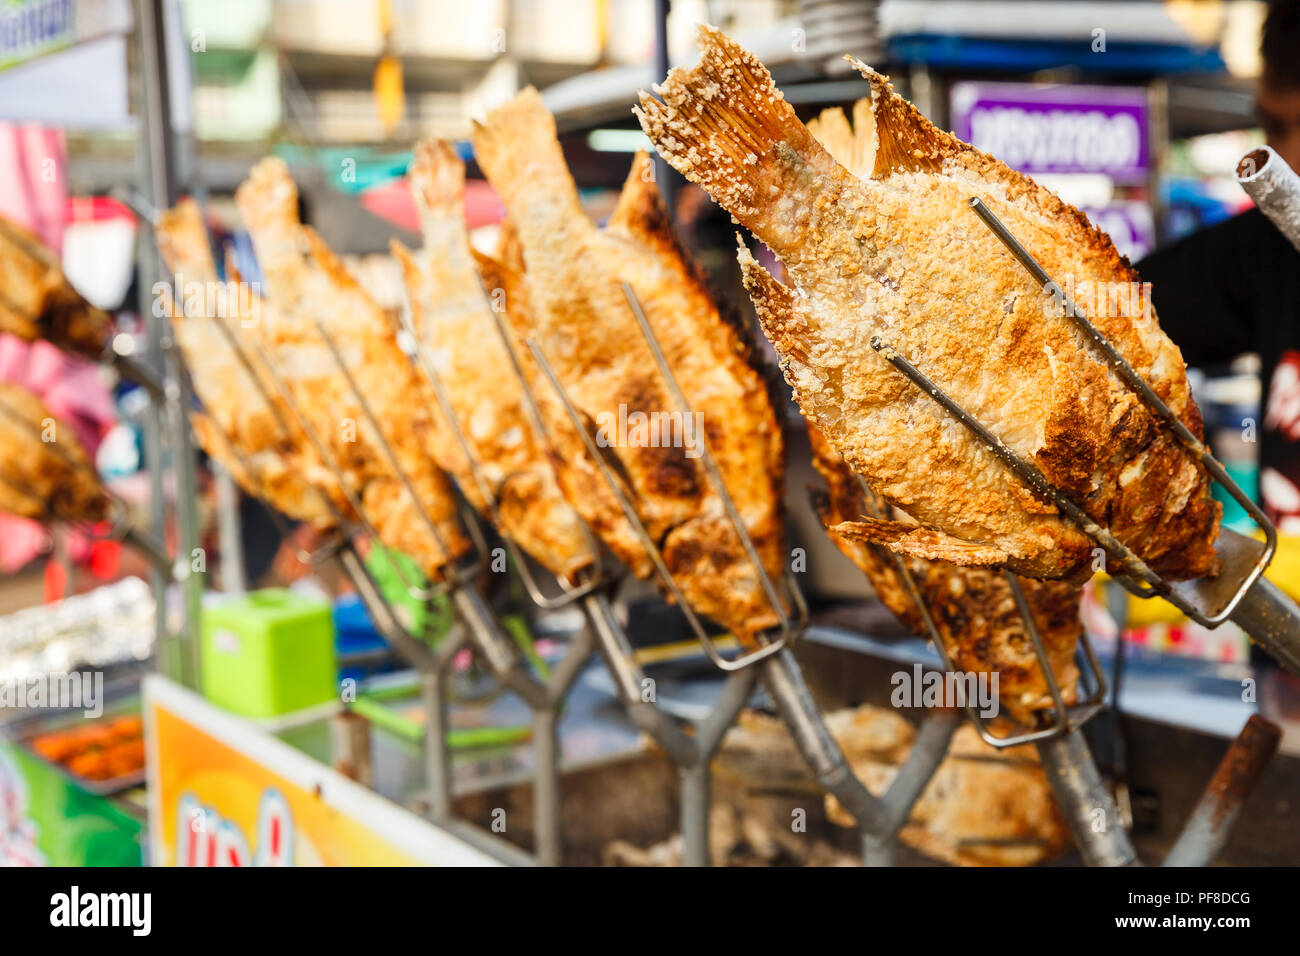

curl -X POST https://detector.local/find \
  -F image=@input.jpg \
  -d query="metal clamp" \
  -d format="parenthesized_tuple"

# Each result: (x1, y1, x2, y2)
(523, 282, 806, 671)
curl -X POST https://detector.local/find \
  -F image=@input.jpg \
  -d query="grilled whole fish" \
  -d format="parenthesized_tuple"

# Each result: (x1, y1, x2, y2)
(636, 26, 1220, 583)
(235, 158, 468, 577)
(392, 140, 595, 580)
(472, 90, 787, 641)
(0, 382, 106, 524)
(0, 214, 115, 358)
(154, 199, 346, 529)
(809, 422, 1079, 725)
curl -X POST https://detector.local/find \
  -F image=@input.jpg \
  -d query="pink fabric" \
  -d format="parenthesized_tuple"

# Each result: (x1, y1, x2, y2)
(0, 123, 66, 253)
(0, 123, 116, 574)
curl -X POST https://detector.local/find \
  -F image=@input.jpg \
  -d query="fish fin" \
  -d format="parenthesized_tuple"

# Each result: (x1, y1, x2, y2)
(471, 249, 513, 303)
(408, 139, 464, 219)
(155, 198, 218, 285)
(806, 101, 877, 180)
(845, 57, 963, 177)
(635, 25, 844, 231)
(234, 156, 300, 243)
(833, 520, 1010, 567)
(408, 139, 478, 277)
(605, 152, 678, 248)
(737, 240, 813, 366)
(495, 218, 525, 274)
(298, 226, 380, 310)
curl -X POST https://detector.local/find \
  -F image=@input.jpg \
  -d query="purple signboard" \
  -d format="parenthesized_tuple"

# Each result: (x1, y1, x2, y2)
(1078, 201, 1155, 261)
(950, 82, 1150, 183)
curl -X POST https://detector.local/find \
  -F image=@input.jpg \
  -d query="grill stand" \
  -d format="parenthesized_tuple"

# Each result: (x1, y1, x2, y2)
(520, 283, 957, 864)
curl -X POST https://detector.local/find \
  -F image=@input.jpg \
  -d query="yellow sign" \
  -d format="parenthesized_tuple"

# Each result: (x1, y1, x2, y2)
(144, 676, 507, 866)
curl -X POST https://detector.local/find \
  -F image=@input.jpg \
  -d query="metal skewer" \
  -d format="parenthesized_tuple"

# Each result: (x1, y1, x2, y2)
(395, 277, 603, 609)
(965, 198, 1300, 657)
(0, 394, 174, 578)
(508, 282, 950, 864)
(856, 197, 1293, 863)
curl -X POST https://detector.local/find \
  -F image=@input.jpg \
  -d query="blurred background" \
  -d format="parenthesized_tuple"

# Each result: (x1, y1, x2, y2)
(2, 1, 1298, 868)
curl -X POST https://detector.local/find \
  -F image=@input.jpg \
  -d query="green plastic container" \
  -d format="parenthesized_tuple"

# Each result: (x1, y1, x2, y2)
(201, 589, 337, 719)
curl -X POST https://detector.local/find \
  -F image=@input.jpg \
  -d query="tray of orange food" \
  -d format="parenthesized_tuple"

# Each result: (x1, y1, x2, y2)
(23, 714, 146, 796)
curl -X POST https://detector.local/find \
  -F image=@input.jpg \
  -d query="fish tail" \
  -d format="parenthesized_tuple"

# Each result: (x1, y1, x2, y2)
(634, 25, 842, 236)
(408, 139, 464, 220)
(471, 88, 589, 242)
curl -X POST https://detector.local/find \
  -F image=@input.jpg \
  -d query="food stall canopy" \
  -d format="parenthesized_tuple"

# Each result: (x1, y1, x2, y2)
(0, 0, 192, 132)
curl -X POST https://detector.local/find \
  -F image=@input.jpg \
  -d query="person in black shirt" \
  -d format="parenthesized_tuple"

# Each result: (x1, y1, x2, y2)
(1138, 0, 1300, 533)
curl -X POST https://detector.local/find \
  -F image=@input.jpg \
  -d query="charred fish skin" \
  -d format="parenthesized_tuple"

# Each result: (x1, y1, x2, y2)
(235, 158, 468, 578)
(636, 26, 1220, 583)
(153, 200, 345, 529)
(0, 382, 107, 525)
(0, 214, 116, 360)
(473, 88, 788, 642)
(808, 421, 1080, 726)
(394, 139, 596, 581)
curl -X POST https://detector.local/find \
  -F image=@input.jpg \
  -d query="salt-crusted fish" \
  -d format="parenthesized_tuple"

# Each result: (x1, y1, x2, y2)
(236, 158, 467, 577)
(636, 26, 1220, 583)
(0, 382, 106, 524)
(154, 199, 346, 529)
(809, 421, 1079, 725)
(0, 213, 115, 358)
(473, 89, 787, 640)
(392, 140, 594, 580)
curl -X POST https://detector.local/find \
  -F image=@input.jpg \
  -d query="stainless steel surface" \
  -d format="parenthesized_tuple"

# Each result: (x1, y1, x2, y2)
(1164, 714, 1282, 867)
(1036, 729, 1138, 867)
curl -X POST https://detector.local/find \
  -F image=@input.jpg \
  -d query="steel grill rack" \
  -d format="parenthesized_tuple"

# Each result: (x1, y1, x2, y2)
(0, 393, 175, 578)
(870, 197, 1300, 664)
(517, 280, 960, 865)
(123, 203, 597, 864)
(850, 196, 1299, 865)
(850, 472, 1109, 750)
(114, 192, 1287, 867)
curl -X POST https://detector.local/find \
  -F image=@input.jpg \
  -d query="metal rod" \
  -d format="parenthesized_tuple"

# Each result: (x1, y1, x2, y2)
(621, 282, 794, 644)
(526, 337, 789, 671)
(681, 765, 710, 867)
(421, 666, 453, 820)
(532, 706, 562, 866)
(760, 649, 888, 834)
(450, 585, 548, 709)
(330, 711, 375, 787)
(967, 197, 1278, 628)
(1035, 729, 1138, 867)
(1164, 714, 1281, 867)
(583, 591, 696, 765)
(869, 334, 1168, 595)
(338, 545, 437, 671)
(307, 315, 464, 582)
(1228, 576, 1300, 673)
(401, 287, 599, 609)
(880, 710, 959, 830)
